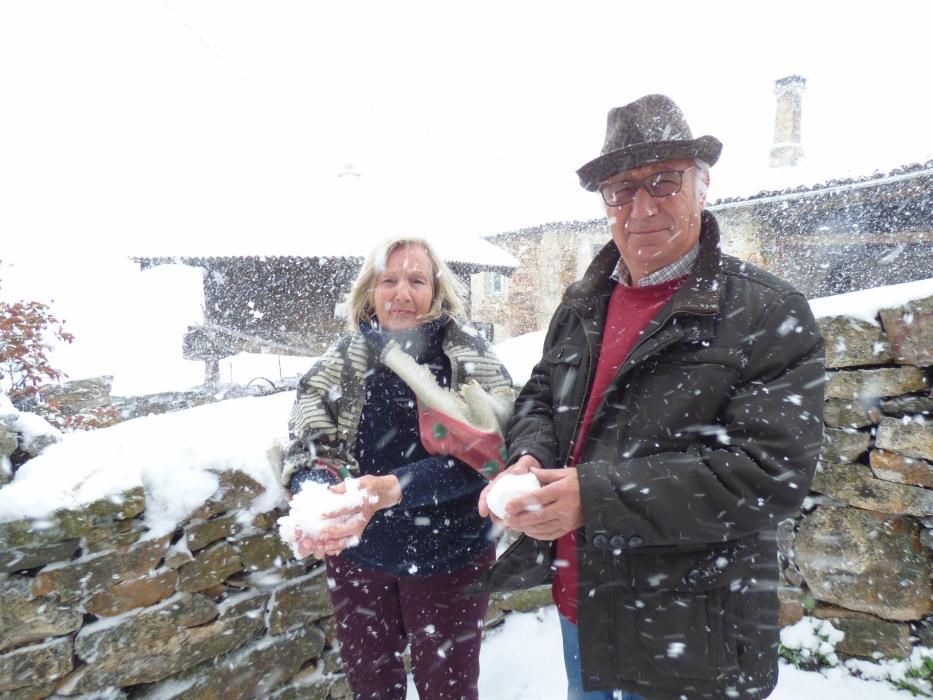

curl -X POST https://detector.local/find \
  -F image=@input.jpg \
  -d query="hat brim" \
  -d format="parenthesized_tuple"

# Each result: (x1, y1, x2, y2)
(576, 135, 722, 192)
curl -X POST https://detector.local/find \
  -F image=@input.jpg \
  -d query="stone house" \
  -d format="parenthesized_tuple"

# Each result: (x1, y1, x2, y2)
(136, 236, 516, 384)
(470, 76, 933, 340)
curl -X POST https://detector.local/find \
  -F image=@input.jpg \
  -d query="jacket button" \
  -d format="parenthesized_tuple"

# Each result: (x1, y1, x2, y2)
(609, 535, 626, 549)
(592, 534, 609, 549)
(627, 535, 644, 547)
(686, 569, 701, 584)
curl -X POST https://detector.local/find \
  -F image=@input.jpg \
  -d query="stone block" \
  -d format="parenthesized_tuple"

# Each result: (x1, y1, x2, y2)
(876, 416, 933, 462)
(32, 535, 170, 602)
(322, 650, 343, 674)
(823, 399, 878, 429)
(782, 565, 804, 587)
(0, 636, 73, 693)
(795, 507, 932, 621)
(133, 625, 326, 700)
(163, 542, 195, 569)
(74, 594, 217, 663)
(0, 456, 11, 488)
(235, 532, 292, 571)
(880, 296, 933, 366)
(83, 526, 144, 554)
(267, 670, 336, 700)
(60, 592, 267, 694)
(496, 586, 554, 613)
(251, 509, 281, 530)
(881, 395, 933, 418)
(825, 367, 928, 401)
(186, 470, 265, 522)
(776, 517, 797, 560)
(818, 316, 893, 368)
(84, 568, 179, 617)
(820, 428, 872, 463)
(0, 487, 144, 552)
(185, 513, 243, 552)
(0, 678, 60, 699)
(811, 461, 933, 516)
(176, 541, 243, 593)
(0, 538, 80, 575)
(40, 376, 113, 413)
(0, 577, 82, 653)
(329, 674, 354, 698)
(812, 607, 912, 659)
(217, 589, 270, 619)
(268, 569, 332, 635)
(0, 424, 17, 457)
(870, 449, 933, 488)
(777, 585, 808, 627)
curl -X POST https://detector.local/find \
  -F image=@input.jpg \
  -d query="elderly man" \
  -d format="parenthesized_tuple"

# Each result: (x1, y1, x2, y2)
(479, 95, 824, 700)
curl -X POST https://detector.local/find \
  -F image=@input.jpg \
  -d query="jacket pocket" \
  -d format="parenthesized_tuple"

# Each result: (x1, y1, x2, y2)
(544, 342, 586, 418)
(628, 587, 735, 679)
(625, 542, 755, 678)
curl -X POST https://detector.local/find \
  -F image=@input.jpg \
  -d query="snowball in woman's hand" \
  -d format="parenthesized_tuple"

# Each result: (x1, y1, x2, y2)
(486, 472, 542, 519)
(277, 479, 366, 558)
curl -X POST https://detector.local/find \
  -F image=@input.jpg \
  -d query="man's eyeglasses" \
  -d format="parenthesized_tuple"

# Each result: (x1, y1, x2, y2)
(599, 167, 695, 207)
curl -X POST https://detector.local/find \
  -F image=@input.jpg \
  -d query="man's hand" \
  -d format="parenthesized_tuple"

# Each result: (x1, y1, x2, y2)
(502, 467, 583, 541)
(478, 454, 542, 527)
(295, 474, 402, 558)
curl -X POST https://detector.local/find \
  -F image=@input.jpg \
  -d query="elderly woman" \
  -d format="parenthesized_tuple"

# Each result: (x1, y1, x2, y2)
(281, 237, 512, 700)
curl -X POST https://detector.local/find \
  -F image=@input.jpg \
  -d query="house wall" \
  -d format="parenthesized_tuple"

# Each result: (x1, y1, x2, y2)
(200, 257, 355, 356)
(471, 221, 609, 341)
(473, 167, 933, 339)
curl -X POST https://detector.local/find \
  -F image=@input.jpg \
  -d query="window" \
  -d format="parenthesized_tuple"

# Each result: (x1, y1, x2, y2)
(485, 271, 506, 296)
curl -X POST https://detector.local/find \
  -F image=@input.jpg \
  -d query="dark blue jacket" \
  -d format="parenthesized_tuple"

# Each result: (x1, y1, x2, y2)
(290, 318, 492, 576)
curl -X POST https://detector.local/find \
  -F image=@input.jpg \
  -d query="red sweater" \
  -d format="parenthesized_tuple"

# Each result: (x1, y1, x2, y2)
(553, 276, 683, 623)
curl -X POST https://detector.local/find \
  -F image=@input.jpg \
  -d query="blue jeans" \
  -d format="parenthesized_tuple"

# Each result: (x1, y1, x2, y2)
(559, 615, 644, 700)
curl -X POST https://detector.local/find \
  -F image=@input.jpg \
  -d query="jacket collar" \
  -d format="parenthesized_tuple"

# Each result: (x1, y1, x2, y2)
(568, 210, 724, 317)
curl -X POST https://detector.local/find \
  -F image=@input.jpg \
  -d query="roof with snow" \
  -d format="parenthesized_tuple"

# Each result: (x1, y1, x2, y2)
(133, 234, 518, 274)
(484, 159, 933, 242)
(709, 159, 933, 208)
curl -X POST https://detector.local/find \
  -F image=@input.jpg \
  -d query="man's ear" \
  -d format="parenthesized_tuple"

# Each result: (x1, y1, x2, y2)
(696, 170, 710, 210)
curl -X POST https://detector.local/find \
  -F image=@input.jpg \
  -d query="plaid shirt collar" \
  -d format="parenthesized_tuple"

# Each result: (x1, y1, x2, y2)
(611, 243, 700, 287)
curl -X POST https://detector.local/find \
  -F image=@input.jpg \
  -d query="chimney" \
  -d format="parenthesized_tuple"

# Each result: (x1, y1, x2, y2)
(770, 75, 806, 167)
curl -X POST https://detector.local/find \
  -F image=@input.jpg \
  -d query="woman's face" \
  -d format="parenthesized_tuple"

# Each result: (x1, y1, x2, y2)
(373, 244, 435, 331)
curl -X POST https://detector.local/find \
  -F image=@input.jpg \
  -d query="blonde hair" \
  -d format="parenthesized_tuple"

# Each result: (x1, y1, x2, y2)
(345, 237, 468, 332)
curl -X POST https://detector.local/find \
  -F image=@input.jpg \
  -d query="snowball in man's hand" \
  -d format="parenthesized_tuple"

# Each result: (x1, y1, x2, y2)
(277, 479, 367, 558)
(486, 472, 542, 519)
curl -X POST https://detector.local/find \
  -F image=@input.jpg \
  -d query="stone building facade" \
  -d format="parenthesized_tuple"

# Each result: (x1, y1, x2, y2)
(472, 160, 933, 340)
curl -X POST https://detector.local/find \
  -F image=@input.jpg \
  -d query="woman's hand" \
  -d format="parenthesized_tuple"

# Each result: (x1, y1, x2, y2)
(295, 475, 402, 558)
(478, 454, 542, 527)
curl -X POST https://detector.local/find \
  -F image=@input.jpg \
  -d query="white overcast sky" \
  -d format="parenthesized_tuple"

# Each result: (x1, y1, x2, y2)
(1, 0, 931, 260)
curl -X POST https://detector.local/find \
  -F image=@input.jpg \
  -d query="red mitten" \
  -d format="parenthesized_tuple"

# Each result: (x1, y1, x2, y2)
(418, 402, 509, 478)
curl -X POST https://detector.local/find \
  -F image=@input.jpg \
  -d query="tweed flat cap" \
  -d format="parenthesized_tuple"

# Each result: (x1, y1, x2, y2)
(577, 94, 722, 191)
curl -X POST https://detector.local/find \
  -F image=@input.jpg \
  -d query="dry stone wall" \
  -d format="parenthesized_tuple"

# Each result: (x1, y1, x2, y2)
(781, 293, 933, 659)
(0, 471, 351, 699)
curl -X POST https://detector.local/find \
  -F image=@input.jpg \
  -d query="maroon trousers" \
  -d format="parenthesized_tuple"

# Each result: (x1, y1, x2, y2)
(325, 548, 494, 700)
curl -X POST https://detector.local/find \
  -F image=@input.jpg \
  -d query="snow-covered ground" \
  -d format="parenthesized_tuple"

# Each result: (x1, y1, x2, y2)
(460, 606, 915, 699)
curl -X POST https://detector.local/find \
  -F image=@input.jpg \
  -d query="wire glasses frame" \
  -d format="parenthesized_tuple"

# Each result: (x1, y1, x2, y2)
(599, 167, 696, 208)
